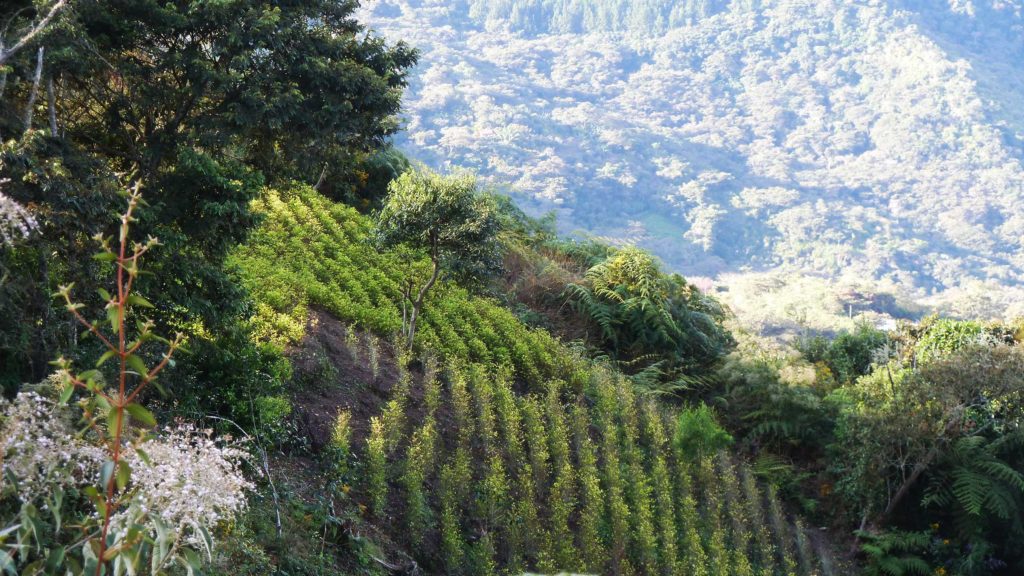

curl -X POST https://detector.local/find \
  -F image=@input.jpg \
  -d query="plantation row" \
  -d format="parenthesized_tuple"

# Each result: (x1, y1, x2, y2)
(230, 185, 568, 388)
(339, 354, 820, 576)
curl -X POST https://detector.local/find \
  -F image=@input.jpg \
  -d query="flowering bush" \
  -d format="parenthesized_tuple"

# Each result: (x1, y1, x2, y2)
(0, 189, 254, 574)
(1, 394, 253, 573)
(108, 426, 253, 559)
(0, 390, 104, 503)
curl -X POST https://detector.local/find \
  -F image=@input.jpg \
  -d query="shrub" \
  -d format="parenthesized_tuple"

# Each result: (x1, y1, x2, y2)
(402, 419, 437, 545)
(364, 417, 388, 518)
(1, 191, 252, 574)
(674, 404, 733, 457)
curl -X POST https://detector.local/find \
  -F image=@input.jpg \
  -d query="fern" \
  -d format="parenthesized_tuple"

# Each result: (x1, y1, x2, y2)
(922, 435, 1024, 522)
(857, 531, 932, 576)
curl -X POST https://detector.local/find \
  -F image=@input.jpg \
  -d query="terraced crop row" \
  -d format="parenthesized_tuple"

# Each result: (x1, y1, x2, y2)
(232, 184, 567, 388)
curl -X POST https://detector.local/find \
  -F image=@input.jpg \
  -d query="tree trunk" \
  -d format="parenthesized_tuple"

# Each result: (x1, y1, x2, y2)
(873, 413, 962, 527)
(0, 39, 7, 99)
(406, 255, 440, 348)
(47, 74, 57, 136)
(23, 46, 44, 131)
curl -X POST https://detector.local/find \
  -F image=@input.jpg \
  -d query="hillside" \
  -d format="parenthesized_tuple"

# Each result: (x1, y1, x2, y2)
(228, 184, 831, 575)
(358, 0, 1024, 326)
(4, 2, 1024, 575)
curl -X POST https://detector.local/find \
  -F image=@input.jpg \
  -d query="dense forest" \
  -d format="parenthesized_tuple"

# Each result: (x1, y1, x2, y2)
(360, 0, 1024, 331)
(2, 1, 1024, 575)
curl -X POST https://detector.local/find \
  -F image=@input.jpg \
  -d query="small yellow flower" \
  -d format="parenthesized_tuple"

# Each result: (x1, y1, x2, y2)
(935, 568, 947, 576)
(943, 539, 950, 545)
(930, 522, 940, 531)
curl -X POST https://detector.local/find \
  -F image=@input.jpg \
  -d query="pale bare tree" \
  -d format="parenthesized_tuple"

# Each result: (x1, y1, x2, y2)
(0, 0, 68, 67)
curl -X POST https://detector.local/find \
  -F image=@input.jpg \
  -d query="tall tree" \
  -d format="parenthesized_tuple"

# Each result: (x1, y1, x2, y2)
(0, 0, 416, 384)
(376, 167, 501, 345)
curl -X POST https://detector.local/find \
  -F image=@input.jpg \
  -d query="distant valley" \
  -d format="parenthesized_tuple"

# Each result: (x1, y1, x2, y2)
(360, 0, 1024, 333)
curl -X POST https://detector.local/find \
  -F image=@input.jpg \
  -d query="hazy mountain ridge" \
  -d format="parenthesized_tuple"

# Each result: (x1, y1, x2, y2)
(360, 0, 1024, 323)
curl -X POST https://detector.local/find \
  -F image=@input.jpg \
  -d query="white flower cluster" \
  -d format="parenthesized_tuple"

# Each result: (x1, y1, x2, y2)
(0, 180, 37, 247)
(0, 392, 104, 503)
(111, 425, 254, 553)
(2, 390, 254, 565)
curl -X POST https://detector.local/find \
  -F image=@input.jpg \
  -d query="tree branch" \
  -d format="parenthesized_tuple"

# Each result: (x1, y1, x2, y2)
(0, 0, 67, 67)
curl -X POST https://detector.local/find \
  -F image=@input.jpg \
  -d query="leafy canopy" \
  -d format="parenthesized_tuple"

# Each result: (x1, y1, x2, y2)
(377, 167, 502, 283)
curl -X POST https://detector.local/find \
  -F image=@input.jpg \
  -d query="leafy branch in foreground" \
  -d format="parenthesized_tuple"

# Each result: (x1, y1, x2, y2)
(1, 187, 252, 575)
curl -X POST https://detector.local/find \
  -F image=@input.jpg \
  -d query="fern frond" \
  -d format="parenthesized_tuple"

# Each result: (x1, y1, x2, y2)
(951, 468, 989, 516)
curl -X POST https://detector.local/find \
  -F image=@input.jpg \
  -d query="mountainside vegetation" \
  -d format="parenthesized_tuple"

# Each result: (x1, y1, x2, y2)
(2, 1, 1024, 575)
(359, 0, 1024, 329)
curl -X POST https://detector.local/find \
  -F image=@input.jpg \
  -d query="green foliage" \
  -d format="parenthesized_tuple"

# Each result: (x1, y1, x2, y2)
(765, 485, 799, 576)
(922, 434, 1024, 530)
(674, 404, 733, 458)
(797, 323, 889, 386)
(914, 318, 987, 363)
(402, 419, 437, 545)
(377, 168, 502, 283)
(542, 392, 577, 570)
(1, 0, 416, 392)
(642, 402, 679, 576)
(365, 417, 388, 518)
(858, 531, 933, 576)
(740, 465, 778, 576)
(233, 184, 566, 388)
(567, 246, 733, 378)
(571, 404, 607, 573)
(377, 167, 502, 344)
(328, 410, 353, 482)
(334, 340, 817, 575)
(717, 354, 833, 450)
(1, 192, 247, 574)
(172, 323, 293, 440)
(440, 461, 467, 575)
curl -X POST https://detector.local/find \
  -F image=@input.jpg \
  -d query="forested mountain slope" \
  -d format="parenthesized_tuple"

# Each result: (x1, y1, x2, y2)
(5, 1, 1024, 574)
(359, 0, 1024, 324)
(228, 183, 829, 575)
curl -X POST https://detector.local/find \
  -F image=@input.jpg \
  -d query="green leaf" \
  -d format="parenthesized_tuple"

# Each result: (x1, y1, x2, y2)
(180, 548, 202, 576)
(116, 461, 131, 491)
(151, 380, 168, 397)
(126, 294, 155, 309)
(43, 545, 65, 571)
(107, 305, 120, 332)
(93, 252, 116, 262)
(78, 369, 101, 382)
(135, 447, 152, 466)
(106, 408, 123, 436)
(59, 382, 74, 404)
(126, 354, 148, 376)
(0, 550, 17, 576)
(100, 461, 115, 491)
(124, 404, 156, 428)
(97, 288, 112, 302)
(197, 524, 214, 559)
(49, 489, 63, 532)
(96, 350, 117, 367)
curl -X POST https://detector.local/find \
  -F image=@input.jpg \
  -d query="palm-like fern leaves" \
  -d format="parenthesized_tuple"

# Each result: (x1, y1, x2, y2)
(565, 246, 732, 376)
(922, 434, 1024, 522)
(858, 530, 932, 576)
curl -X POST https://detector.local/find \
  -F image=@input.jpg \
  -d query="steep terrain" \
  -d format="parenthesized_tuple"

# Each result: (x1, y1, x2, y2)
(358, 0, 1024, 324)
(228, 184, 836, 574)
